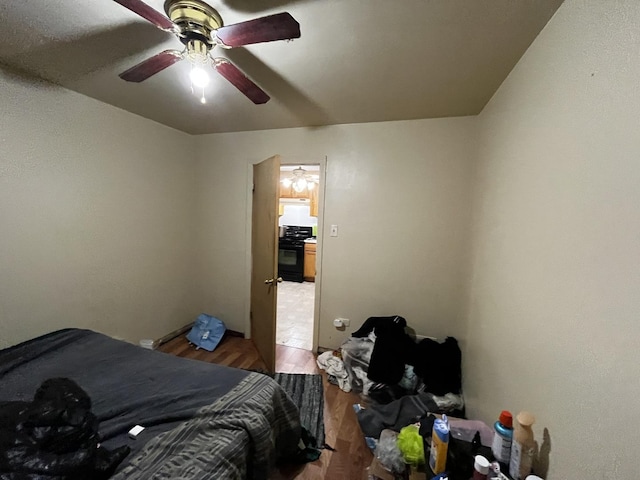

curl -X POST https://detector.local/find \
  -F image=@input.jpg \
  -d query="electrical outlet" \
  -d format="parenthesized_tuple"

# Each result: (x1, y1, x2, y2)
(330, 224, 338, 237)
(340, 318, 350, 326)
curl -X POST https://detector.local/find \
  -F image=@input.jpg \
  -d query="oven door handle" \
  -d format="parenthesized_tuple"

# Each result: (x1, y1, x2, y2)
(264, 277, 284, 285)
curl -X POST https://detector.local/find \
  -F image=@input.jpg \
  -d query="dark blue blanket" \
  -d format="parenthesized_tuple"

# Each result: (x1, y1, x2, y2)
(0, 329, 250, 469)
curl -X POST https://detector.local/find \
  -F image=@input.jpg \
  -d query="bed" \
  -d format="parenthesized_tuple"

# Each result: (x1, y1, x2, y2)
(0, 328, 301, 479)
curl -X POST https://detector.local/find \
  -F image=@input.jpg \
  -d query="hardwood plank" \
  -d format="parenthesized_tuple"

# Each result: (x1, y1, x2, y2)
(158, 334, 373, 478)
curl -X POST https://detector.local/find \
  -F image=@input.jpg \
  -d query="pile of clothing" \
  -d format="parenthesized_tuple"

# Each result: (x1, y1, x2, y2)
(316, 316, 465, 438)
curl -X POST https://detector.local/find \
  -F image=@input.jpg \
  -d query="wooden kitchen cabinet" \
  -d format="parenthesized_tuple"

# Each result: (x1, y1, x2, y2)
(279, 184, 309, 199)
(279, 183, 319, 217)
(309, 186, 318, 217)
(303, 242, 316, 282)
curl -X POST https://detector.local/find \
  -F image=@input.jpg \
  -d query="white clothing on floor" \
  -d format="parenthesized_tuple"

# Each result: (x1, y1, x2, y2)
(316, 350, 351, 392)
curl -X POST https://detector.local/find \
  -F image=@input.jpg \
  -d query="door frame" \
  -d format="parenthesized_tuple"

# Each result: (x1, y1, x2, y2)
(243, 155, 327, 353)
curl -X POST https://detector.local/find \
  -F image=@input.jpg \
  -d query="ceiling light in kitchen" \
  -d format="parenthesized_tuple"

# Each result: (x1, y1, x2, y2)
(282, 167, 317, 192)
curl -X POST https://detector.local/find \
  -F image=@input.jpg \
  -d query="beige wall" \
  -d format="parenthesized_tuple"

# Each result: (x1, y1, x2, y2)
(0, 68, 198, 348)
(194, 118, 476, 347)
(3, 1, 637, 475)
(463, 0, 640, 477)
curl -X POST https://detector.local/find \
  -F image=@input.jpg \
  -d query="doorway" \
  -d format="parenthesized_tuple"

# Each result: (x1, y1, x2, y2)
(275, 164, 320, 351)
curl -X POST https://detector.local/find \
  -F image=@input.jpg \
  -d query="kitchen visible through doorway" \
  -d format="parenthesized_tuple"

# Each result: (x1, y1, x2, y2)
(276, 164, 319, 351)
(276, 280, 314, 350)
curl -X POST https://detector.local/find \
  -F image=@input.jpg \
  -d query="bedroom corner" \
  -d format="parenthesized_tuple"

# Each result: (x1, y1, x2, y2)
(0, 66, 198, 348)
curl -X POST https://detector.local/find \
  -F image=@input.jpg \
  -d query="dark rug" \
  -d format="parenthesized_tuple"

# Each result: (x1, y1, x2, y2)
(274, 373, 325, 447)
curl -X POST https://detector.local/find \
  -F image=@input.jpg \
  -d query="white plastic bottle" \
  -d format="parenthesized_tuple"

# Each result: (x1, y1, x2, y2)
(509, 411, 536, 480)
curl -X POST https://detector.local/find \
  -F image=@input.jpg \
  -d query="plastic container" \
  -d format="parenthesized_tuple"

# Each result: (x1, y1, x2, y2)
(429, 414, 450, 474)
(449, 418, 495, 446)
(509, 411, 536, 480)
(491, 410, 513, 465)
(473, 455, 491, 480)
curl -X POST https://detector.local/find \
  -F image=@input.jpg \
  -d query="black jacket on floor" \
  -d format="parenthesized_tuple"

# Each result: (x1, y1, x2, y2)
(353, 317, 462, 396)
(352, 316, 417, 385)
(412, 336, 462, 395)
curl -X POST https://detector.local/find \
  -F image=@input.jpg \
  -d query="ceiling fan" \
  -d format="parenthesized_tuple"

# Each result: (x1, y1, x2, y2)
(113, 0, 301, 104)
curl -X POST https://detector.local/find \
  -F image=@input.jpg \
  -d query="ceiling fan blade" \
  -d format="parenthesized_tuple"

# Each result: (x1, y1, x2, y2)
(214, 59, 270, 104)
(113, 0, 176, 31)
(215, 12, 300, 47)
(119, 50, 183, 82)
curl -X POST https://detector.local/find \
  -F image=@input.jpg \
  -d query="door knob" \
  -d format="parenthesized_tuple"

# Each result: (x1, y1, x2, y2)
(264, 277, 284, 285)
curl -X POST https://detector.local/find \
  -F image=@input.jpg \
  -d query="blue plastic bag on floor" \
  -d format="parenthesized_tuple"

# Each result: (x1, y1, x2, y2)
(187, 314, 226, 351)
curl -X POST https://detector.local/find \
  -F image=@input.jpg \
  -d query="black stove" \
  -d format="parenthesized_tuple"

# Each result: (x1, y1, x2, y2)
(279, 226, 313, 246)
(278, 226, 313, 282)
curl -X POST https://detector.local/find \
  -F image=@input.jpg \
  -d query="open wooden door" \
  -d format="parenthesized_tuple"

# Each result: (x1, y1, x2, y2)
(250, 155, 281, 372)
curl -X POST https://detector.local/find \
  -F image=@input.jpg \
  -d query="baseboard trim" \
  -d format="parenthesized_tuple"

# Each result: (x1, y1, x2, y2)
(415, 334, 437, 342)
(225, 330, 244, 338)
(156, 323, 194, 347)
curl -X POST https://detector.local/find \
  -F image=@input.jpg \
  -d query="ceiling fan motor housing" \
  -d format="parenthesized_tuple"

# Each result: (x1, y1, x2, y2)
(164, 0, 223, 47)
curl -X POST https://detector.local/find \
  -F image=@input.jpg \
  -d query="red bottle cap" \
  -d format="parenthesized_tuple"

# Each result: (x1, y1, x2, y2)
(498, 410, 513, 428)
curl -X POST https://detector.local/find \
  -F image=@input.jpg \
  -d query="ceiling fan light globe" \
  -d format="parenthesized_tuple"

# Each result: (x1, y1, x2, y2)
(292, 177, 307, 192)
(282, 178, 292, 188)
(190, 66, 210, 88)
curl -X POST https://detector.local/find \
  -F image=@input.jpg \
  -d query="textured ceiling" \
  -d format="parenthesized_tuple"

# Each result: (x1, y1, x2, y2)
(0, 0, 564, 134)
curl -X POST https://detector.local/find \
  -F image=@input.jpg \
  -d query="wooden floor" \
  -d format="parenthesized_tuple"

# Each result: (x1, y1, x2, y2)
(159, 334, 373, 479)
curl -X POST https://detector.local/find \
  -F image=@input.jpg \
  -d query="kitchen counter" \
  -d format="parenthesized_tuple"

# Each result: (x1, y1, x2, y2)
(304, 238, 317, 244)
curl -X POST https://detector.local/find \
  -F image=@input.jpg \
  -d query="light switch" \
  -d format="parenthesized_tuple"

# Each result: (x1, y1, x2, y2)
(330, 224, 338, 237)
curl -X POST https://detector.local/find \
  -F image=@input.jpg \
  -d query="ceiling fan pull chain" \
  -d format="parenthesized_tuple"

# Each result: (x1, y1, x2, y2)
(200, 86, 207, 105)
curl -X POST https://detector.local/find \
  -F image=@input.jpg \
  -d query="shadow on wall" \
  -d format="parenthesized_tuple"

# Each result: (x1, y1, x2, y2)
(533, 427, 551, 478)
(225, 47, 333, 126)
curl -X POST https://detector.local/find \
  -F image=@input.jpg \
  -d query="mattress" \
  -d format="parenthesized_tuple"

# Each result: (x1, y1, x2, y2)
(0, 328, 301, 479)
